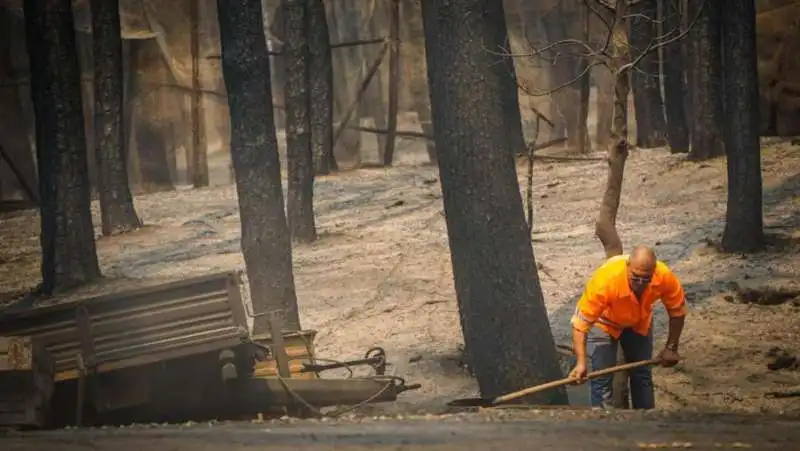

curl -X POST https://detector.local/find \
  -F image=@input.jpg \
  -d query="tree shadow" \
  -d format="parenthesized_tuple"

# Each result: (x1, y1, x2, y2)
(106, 231, 242, 274)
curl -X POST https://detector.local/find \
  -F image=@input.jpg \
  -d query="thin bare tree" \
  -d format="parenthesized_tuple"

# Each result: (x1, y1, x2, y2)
(503, 0, 705, 409)
(506, 0, 704, 257)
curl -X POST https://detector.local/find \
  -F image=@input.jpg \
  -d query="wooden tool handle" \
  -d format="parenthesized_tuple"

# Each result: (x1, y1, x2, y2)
(492, 358, 661, 405)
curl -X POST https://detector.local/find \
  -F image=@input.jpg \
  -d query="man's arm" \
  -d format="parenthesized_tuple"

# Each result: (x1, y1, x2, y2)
(659, 270, 687, 365)
(660, 271, 687, 341)
(570, 279, 610, 366)
(572, 327, 588, 367)
(665, 315, 685, 351)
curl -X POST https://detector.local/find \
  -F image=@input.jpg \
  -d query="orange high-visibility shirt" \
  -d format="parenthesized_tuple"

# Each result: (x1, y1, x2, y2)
(571, 255, 687, 338)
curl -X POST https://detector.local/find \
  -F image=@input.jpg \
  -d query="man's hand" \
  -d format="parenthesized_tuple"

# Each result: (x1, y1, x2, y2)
(657, 347, 681, 367)
(568, 362, 588, 383)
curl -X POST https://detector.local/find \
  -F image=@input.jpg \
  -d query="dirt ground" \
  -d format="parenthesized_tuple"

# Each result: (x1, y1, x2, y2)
(0, 119, 799, 419)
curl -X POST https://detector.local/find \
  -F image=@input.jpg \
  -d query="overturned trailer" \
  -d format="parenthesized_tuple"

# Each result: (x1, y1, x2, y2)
(0, 271, 418, 427)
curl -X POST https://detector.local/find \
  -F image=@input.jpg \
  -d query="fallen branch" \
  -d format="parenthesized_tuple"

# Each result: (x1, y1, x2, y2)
(346, 124, 430, 140)
(331, 37, 387, 49)
(765, 388, 800, 398)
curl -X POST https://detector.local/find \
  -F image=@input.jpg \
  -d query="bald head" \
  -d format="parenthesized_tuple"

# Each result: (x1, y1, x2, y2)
(628, 246, 658, 274)
(628, 246, 657, 295)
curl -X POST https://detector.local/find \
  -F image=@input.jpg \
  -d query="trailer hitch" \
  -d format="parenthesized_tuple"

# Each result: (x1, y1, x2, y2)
(301, 347, 388, 375)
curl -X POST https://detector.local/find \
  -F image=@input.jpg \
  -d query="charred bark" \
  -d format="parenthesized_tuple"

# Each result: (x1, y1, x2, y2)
(595, 2, 633, 409)
(629, 0, 667, 148)
(660, 0, 690, 153)
(75, 30, 96, 191)
(24, 0, 101, 293)
(594, 66, 615, 150)
(190, 0, 209, 187)
(90, 0, 142, 236)
(687, 0, 724, 160)
(421, 0, 567, 403)
(305, 0, 336, 174)
(497, 21, 527, 157)
(267, 0, 287, 130)
(217, 0, 301, 332)
(382, 0, 401, 165)
(721, 0, 764, 252)
(596, 5, 630, 265)
(283, 0, 317, 243)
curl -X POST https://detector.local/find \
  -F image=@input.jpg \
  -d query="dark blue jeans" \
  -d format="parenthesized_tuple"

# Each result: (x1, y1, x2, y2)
(587, 326, 654, 409)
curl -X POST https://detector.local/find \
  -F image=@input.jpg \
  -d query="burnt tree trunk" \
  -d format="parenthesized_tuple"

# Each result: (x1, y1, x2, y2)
(283, 0, 317, 243)
(401, 0, 436, 163)
(75, 31, 96, 192)
(687, 0, 724, 160)
(218, 0, 301, 332)
(541, 3, 589, 152)
(721, 0, 764, 252)
(595, 5, 630, 261)
(594, 65, 615, 150)
(363, 3, 389, 159)
(629, 0, 667, 148)
(421, 0, 567, 403)
(305, 0, 336, 174)
(90, 0, 141, 236)
(577, 1, 591, 153)
(131, 39, 175, 192)
(24, 0, 101, 293)
(596, 2, 633, 409)
(190, 0, 209, 187)
(382, 0, 401, 165)
(329, 0, 363, 165)
(659, 0, 690, 153)
(492, 2, 526, 157)
(267, 0, 287, 130)
(122, 40, 141, 192)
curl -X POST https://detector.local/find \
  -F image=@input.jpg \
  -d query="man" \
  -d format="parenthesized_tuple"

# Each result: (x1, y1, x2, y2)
(568, 246, 687, 409)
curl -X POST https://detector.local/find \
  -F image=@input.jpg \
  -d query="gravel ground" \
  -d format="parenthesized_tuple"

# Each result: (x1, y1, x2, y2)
(3, 410, 799, 450)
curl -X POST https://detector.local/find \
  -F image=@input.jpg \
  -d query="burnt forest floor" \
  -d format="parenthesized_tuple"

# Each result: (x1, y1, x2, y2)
(1, 127, 799, 417)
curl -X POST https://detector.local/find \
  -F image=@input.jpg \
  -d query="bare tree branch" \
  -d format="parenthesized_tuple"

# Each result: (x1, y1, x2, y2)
(518, 61, 605, 97)
(618, 0, 707, 74)
(623, 12, 665, 25)
(584, 0, 614, 49)
(491, 0, 705, 109)
(487, 38, 601, 63)
(595, 0, 616, 13)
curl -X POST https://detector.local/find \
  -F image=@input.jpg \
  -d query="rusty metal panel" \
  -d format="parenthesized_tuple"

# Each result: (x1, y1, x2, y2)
(0, 336, 34, 371)
(0, 336, 53, 373)
(0, 335, 55, 429)
(0, 271, 250, 381)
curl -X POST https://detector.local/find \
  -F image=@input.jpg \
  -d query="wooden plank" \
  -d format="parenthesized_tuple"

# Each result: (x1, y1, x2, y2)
(251, 329, 317, 380)
(266, 313, 291, 378)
